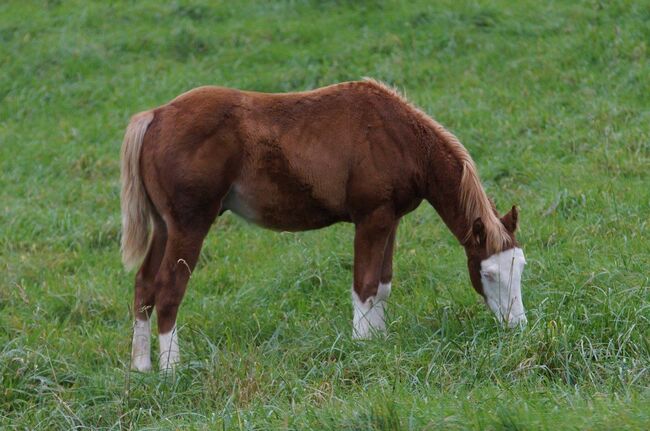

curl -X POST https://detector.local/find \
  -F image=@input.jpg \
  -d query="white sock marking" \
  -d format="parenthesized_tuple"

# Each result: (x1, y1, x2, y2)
(131, 319, 152, 372)
(159, 325, 180, 371)
(352, 282, 391, 339)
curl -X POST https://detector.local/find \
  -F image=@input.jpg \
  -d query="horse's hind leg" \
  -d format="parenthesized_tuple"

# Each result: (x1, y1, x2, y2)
(131, 216, 167, 372)
(153, 218, 214, 371)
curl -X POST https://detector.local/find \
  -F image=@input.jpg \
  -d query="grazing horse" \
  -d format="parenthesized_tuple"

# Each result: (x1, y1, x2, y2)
(121, 79, 527, 372)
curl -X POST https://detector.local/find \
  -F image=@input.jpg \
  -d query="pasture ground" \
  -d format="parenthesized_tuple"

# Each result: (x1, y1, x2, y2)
(1, 1, 649, 429)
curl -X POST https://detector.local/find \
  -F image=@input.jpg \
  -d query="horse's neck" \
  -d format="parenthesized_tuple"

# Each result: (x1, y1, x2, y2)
(422, 139, 471, 246)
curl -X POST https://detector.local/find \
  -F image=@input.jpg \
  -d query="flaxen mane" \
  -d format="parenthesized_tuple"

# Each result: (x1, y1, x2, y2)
(362, 78, 512, 254)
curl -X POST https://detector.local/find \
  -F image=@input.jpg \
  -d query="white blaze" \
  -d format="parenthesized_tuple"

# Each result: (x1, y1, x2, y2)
(131, 319, 152, 372)
(480, 247, 527, 327)
(159, 325, 180, 371)
(352, 282, 391, 339)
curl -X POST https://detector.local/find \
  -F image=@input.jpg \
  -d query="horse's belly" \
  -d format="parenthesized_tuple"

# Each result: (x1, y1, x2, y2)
(222, 181, 349, 231)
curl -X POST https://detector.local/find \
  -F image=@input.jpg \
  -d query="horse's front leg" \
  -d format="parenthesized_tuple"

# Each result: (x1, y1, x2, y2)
(352, 209, 397, 339)
(379, 219, 399, 299)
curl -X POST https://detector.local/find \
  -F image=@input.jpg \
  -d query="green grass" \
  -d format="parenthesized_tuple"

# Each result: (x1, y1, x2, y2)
(1, 0, 649, 429)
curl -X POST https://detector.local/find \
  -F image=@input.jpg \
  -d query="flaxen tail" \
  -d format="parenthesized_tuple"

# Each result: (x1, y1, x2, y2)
(120, 111, 155, 271)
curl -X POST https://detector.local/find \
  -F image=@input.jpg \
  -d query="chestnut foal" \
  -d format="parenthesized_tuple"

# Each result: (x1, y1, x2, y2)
(121, 79, 527, 371)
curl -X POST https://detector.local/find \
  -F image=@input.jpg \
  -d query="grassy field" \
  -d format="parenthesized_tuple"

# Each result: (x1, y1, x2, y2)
(1, 0, 649, 429)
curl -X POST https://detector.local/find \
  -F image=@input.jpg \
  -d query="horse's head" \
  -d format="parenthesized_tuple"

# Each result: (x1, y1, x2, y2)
(465, 206, 527, 327)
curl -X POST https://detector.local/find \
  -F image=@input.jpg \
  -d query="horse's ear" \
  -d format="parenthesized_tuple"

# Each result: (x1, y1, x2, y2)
(501, 205, 519, 233)
(472, 217, 486, 244)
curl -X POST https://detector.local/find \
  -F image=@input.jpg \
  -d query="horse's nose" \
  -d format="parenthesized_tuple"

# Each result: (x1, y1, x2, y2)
(507, 313, 527, 328)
